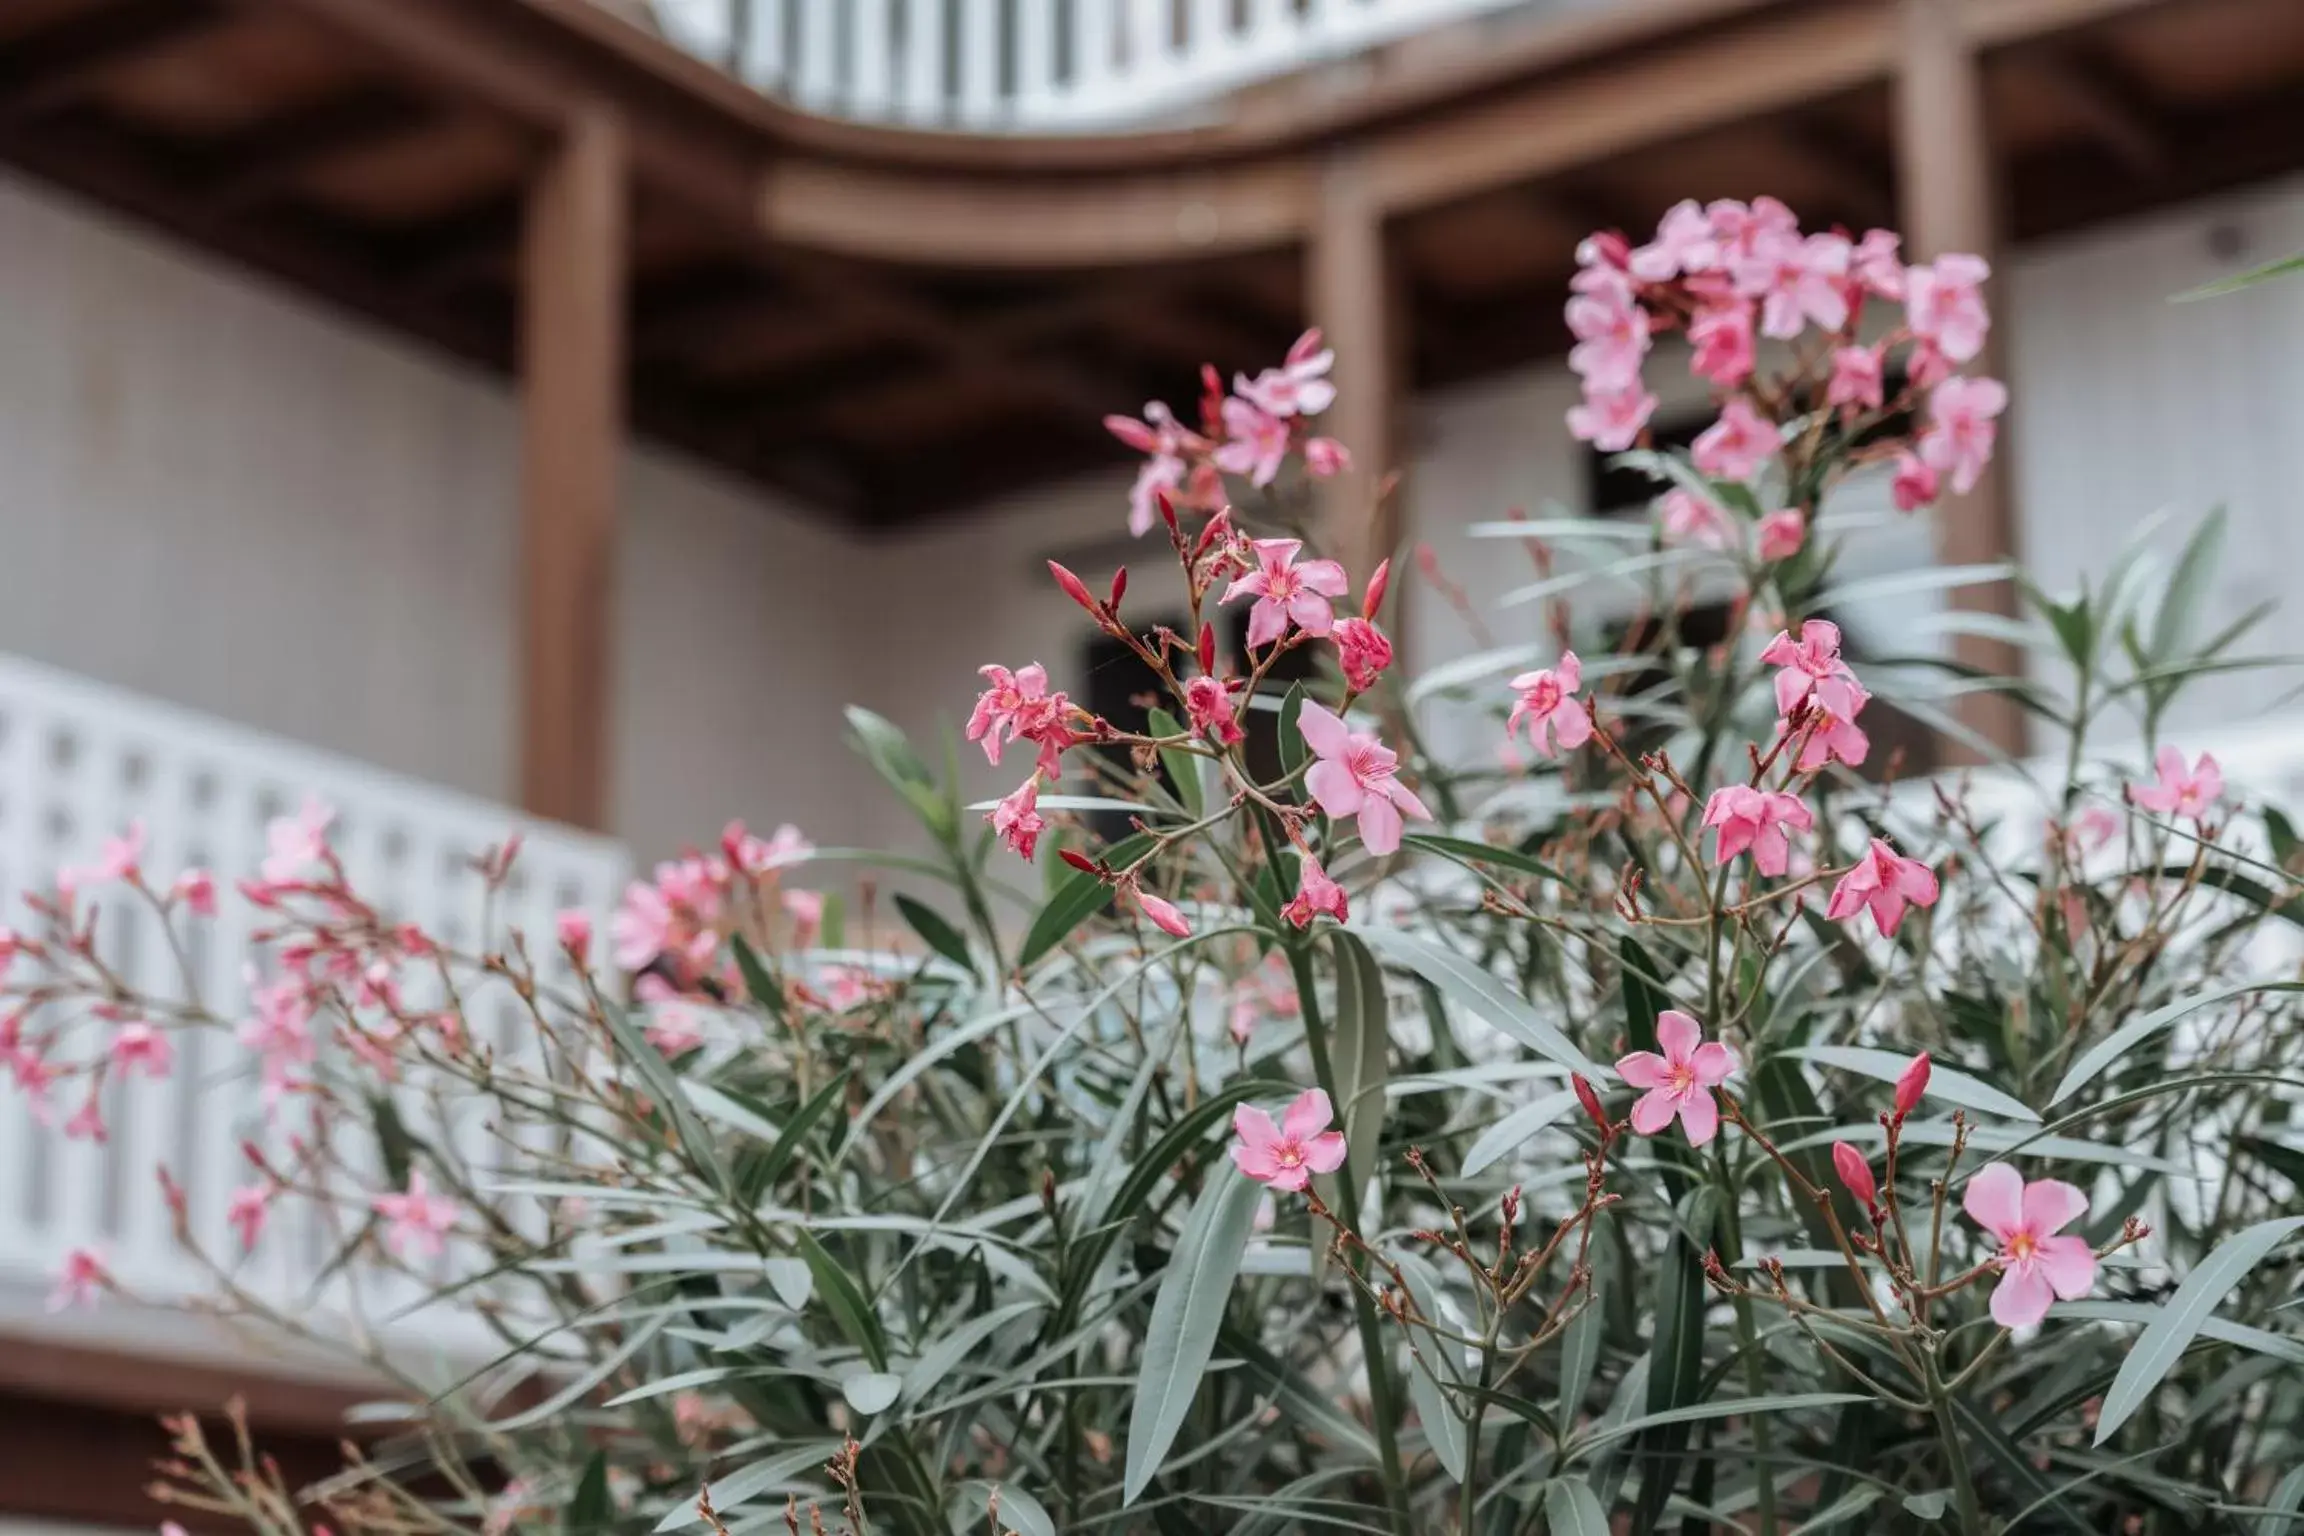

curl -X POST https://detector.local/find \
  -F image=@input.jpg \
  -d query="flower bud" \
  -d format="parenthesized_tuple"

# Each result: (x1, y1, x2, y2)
(1831, 1141, 1878, 1206)
(1362, 557, 1391, 620)
(1894, 1052, 1931, 1119)
(1108, 565, 1128, 611)
(1048, 560, 1099, 614)
(1158, 491, 1178, 536)
(1058, 848, 1101, 875)
(1572, 1073, 1608, 1134)
(1197, 623, 1217, 676)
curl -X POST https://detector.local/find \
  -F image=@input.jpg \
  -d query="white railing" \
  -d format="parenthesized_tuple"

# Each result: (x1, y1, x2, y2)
(0, 653, 629, 1363)
(650, 0, 1567, 131)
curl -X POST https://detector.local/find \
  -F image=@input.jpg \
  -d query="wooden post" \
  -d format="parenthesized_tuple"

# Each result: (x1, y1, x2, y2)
(1894, 0, 2028, 758)
(519, 108, 627, 829)
(1308, 149, 1403, 591)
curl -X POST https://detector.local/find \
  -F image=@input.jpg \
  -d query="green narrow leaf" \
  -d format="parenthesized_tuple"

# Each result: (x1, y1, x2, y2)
(2258, 1465, 2304, 1536)
(1355, 927, 1603, 1076)
(1277, 683, 1308, 783)
(1018, 831, 1157, 968)
(1784, 1045, 2038, 1122)
(948, 1481, 1056, 1536)
(2149, 507, 2227, 660)
(1624, 1186, 1713, 1529)
(1543, 1477, 1610, 1536)
(2050, 982, 2304, 1104)
(894, 893, 973, 970)
(846, 705, 956, 843)
(658, 1443, 841, 1530)
(1395, 1254, 1469, 1483)
(906, 1300, 1041, 1407)
(796, 1228, 888, 1371)
(842, 1371, 902, 1415)
(1218, 1324, 1381, 1464)
(2175, 248, 2304, 300)
(741, 1072, 849, 1201)
(1401, 832, 1567, 885)
(2094, 1214, 2304, 1443)
(729, 932, 782, 1020)
(1572, 1392, 1868, 1460)
(1124, 1171, 1265, 1504)
(1327, 932, 1391, 1194)
(1147, 706, 1205, 818)
(564, 1450, 610, 1536)
(369, 1091, 420, 1187)
(599, 1004, 728, 1197)
(1556, 1240, 1607, 1433)
(1461, 1089, 1580, 1178)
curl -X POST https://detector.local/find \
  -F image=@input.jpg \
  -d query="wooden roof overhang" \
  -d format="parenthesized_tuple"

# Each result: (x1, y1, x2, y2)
(2, 0, 2302, 529)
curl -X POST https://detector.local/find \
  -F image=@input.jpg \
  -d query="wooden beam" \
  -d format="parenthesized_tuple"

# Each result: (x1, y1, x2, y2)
(0, 0, 226, 125)
(1894, 0, 2027, 758)
(204, 90, 442, 211)
(401, 194, 526, 297)
(2023, 45, 2170, 178)
(519, 109, 627, 830)
(1309, 149, 1403, 588)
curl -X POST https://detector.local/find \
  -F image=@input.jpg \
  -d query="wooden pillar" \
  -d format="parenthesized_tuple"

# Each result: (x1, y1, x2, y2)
(1308, 149, 1404, 589)
(1894, 0, 2028, 758)
(518, 109, 627, 829)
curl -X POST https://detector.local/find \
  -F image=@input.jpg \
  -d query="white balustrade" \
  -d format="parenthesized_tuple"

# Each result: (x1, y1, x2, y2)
(0, 653, 628, 1362)
(649, 0, 1571, 133)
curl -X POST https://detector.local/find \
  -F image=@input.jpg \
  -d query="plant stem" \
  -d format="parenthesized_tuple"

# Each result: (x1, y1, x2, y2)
(1926, 1361, 1989, 1536)
(1714, 1139, 1780, 1536)
(1288, 942, 1415, 1536)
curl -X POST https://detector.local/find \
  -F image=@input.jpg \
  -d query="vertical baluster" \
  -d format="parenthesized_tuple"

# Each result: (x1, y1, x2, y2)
(794, 0, 840, 109)
(1070, 0, 1115, 113)
(850, 0, 896, 117)
(0, 684, 40, 1285)
(746, 0, 788, 91)
(1013, 0, 1057, 119)
(180, 764, 264, 1285)
(901, 0, 948, 124)
(957, 0, 1002, 126)
(1118, 0, 1167, 111)
(111, 733, 189, 1286)
(1239, 0, 1297, 78)
(45, 712, 114, 1278)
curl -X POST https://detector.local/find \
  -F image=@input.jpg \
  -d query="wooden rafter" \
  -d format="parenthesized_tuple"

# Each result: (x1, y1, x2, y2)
(204, 88, 441, 210)
(0, 0, 227, 125)
(2023, 43, 2170, 176)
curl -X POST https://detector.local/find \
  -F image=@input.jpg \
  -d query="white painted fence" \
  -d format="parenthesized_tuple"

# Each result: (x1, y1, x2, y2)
(651, 0, 1566, 131)
(0, 653, 628, 1359)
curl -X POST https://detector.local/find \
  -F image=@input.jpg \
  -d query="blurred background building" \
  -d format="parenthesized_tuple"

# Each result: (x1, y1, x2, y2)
(1, 0, 2301, 1522)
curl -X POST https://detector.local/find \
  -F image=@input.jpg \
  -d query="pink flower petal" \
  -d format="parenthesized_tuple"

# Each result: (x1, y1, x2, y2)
(1629, 1087, 1678, 1136)
(2037, 1234, 2098, 1300)
(1654, 1009, 1701, 1061)
(1303, 1130, 1349, 1174)
(1295, 701, 1351, 757)
(1356, 794, 1404, 856)
(1616, 1050, 1668, 1089)
(1306, 760, 1366, 818)
(2021, 1178, 2089, 1236)
(1280, 1088, 1334, 1143)
(1962, 1162, 2025, 1242)
(1989, 1265, 2055, 1330)
(1689, 1041, 1737, 1086)
(1677, 1091, 1720, 1146)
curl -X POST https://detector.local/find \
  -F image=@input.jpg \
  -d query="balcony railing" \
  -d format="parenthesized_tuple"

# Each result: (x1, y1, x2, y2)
(0, 654, 629, 1361)
(651, 0, 1557, 131)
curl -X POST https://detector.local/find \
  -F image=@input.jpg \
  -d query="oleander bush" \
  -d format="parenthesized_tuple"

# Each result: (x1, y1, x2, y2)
(11, 199, 2304, 1536)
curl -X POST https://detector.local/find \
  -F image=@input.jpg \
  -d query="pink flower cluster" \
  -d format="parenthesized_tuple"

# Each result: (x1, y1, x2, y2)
(1564, 197, 2004, 527)
(609, 820, 818, 1005)
(1106, 331, 1350, 537)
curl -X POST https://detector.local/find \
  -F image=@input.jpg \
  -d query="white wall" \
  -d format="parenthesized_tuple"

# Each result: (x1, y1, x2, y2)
(0, 168, 878, 866)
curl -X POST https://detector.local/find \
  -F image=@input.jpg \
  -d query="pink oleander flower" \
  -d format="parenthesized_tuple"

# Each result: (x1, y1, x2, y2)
(1760, 619, 1863, 720)
(49, 1246, 108, 1311)
(1708, 196, 1799, 269)
(1700, 786, 1813, 876)
(1850, 229, 1905, 298)
(1755, 508, 1806, 563)
(1332, 617, 1394, 693)
(1692, 395, 1777, 481)
(1230, 1088, 1348, 1192)
(1660, 488, 1734, 548)
(1508, 651, 1594, 758)
(1299, 702, 1431, 856)
(1734, 229, 1852, 339)
(1827, 344, 1886, 412)
(90, 820, 148, 886)
(260, 797, 335, 885)
(610, 880, 675, 971)
(1891, 451, 1940, 512)
(1281, 854, 1349, 929)
(1895, 1051, 1932, 1117)
(1213, 396, 1290, 488)
(1831, 1141, 1878, 1206)
(1630, 198, 1720, 280)
(66, 1094, 106, 1143)
(1567, 381, 1658, 451)
(1826, 838, 1941, 937)
(1235, 330, 1337, 418)
(724, 820, 812, 877)
(109, 1021, 173, 1079)
(555, 909, 592, 962)
(783, 887, 825, 948)
(374, 1169, 457, 1261)
(169, 868, 217, 916)
(1223, 538, 1349, 647)
(1304, 437, 1351, 478)
(1184, 674, 1246, 746)
(228, 1184, 272, 1251)
(1127, 452, 1185, 538)
(1616, 1009, 1737, 1146)
(1688, 299, 1757, 386)
(967, 662, 1061, 767)
(2129, 746, 2223, 822)
(1905, 252, 1991, 363)
(989, 777, 1047, 861)
(1134, 888, 1192, 939)
(2061, 805, 2121, 854)
(1963, 1162, 2096, 1329)
(1919, 375, 2007, 495)
(645, 1000, 706, 1056)
(1567, 283, 1651, 391)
